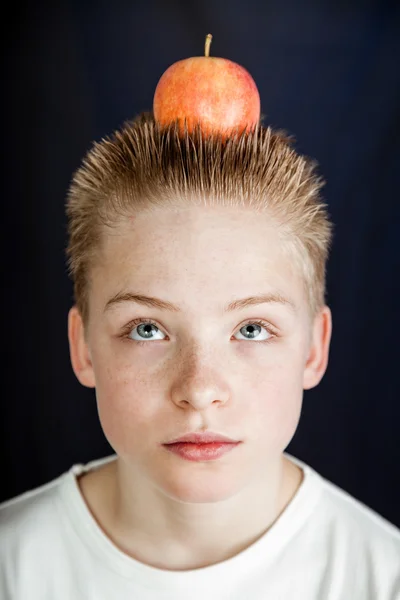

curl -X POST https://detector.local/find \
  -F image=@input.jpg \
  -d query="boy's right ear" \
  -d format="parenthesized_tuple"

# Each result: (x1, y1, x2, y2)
(67, 306, 96, 388)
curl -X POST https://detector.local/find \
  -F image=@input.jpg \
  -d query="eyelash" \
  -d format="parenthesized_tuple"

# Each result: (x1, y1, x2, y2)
(120, 317, 278, 347)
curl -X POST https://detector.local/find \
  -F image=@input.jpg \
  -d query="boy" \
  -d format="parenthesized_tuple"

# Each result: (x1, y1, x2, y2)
(1, 113, 399, 599)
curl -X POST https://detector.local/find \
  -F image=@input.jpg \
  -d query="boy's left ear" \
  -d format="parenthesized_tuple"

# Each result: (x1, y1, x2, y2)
(303, 305, 332, 390)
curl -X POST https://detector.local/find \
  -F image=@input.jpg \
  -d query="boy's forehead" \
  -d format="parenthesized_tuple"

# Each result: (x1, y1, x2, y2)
(104, 205, 284, 255)
(92, 208, 306, 316)
(100, 209, 290, 277)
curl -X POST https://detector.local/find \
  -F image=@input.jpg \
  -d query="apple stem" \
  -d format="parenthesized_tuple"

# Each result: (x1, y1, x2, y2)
(205, 34, 212, 57)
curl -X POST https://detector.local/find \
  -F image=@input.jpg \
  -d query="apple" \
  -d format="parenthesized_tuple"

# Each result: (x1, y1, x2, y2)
(153, 34, 261, 139)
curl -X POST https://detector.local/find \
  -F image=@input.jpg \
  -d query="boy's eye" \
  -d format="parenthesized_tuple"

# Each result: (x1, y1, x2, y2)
(124, 318, 276, 345)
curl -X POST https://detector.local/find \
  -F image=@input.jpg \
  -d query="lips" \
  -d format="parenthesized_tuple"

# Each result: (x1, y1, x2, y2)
(163, 440, 240, 462)
(165, 431, 239, 444)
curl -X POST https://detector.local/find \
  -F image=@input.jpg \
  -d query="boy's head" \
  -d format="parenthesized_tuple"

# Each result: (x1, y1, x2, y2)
(66, 113, 332, 503)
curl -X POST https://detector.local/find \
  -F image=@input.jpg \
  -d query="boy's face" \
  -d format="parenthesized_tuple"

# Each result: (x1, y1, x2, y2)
(69, 205, 331, 503)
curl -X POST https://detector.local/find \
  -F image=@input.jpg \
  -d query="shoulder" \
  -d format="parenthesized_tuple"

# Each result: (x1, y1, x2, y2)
(0, 456, 116, 599)
(287, 454, 400, 598)
(290, 455, 400, 548)
(0, 455, 117, 560)
(0, 472, 70, 599)
(0, 473, 67, 552)
(317, 471, 400, 545)
(310, 464, 400, 596)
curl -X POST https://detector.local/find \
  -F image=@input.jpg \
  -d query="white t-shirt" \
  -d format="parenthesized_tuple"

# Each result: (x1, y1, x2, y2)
(0, 453, 399, 600)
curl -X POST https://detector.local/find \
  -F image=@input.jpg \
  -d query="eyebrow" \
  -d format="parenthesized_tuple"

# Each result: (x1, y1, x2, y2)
(104, 291, 296, 314)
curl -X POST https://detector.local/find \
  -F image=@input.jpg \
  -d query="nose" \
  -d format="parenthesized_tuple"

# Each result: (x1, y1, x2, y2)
(173, 386, 229, 411)
(170, 352, 231, 411)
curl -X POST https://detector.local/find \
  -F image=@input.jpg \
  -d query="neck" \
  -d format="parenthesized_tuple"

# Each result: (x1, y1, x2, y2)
(88, 454, 302, 571)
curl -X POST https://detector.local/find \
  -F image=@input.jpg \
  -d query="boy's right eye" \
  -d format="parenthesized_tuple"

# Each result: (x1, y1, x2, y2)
(127, 319, 166, 343)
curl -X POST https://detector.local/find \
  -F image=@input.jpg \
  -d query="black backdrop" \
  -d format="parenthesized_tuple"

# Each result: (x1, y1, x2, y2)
(3, 1, 400, 528)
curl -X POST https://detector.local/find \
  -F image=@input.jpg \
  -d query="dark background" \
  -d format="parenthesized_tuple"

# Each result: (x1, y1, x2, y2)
(3, 1, 399, 527)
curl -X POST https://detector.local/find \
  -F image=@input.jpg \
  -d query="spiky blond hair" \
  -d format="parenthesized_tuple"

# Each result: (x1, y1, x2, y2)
(66, 112, 333, 325)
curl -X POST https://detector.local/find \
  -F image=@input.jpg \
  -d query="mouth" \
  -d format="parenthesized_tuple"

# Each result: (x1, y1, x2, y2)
(164, 431, 240, 444)
(162, 440, 241, 462)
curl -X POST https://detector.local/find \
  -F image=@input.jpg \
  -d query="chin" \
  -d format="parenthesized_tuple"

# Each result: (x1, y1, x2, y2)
(155, 464, 246, 504)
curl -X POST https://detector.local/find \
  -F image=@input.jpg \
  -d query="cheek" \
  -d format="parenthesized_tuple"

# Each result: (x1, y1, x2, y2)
(92, 356, 160, 455)
(242, 355, 304, 450)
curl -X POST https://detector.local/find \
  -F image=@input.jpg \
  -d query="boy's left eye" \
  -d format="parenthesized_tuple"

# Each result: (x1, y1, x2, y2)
(123, 318, 276, 345)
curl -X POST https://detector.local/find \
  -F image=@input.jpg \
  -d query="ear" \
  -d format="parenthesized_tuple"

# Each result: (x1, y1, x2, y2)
(303, 305, 332, 390)
(68, 306, 96, 388)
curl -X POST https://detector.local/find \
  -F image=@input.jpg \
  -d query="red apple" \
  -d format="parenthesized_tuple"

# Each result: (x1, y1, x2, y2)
(153, 34, 261, 139)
